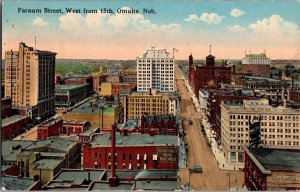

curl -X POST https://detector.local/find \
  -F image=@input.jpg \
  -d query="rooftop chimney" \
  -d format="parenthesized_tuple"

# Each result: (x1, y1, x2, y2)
(109, 124, 118, 187)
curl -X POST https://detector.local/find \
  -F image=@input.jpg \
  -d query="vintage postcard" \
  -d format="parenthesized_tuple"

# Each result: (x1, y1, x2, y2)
(1, 0, 300, 191)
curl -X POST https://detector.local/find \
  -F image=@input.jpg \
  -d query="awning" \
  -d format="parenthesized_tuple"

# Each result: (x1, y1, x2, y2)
(144, 154, 147, 160)
(153, 154, 158, 161)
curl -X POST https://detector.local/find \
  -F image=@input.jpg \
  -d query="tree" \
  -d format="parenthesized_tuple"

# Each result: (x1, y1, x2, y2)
(284, 64, 295, 77)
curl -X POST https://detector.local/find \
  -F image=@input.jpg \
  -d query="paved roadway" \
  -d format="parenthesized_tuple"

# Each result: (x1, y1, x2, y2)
(175, 68, 244, 190)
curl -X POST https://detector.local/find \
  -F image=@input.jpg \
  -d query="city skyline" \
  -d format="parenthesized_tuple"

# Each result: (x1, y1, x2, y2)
(2, 0, 300, 60)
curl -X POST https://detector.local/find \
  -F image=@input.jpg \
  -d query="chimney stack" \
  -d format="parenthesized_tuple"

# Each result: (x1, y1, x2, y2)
(109, 124, 118, 187)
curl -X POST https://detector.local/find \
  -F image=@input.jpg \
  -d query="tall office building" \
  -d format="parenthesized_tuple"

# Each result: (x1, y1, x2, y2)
(137, 47, 175, 92)
(4, 42, 56, 119)
(220, 98, 300, 164)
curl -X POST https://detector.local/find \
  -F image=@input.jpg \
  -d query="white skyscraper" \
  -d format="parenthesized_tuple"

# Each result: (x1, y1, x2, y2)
(137, 47, 175, 92)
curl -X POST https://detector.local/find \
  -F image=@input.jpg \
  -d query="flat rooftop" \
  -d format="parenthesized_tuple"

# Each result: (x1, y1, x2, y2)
(33, 159, 62, 169)
(244, 75, 280, 81)
(2, 115, 29, 127)
(55, 84, 87, 91)
(1, 175, 37, 190)
(88, 181, 133, 190)
(26, 137, 78, 152)
(247, 147, 300, 172)
(47, 169, 106, 187)
(2, 140, 34, 161)
(68, 99, 118, 115)
(90, 133, 179, 147)
(135, 180, 180, 190)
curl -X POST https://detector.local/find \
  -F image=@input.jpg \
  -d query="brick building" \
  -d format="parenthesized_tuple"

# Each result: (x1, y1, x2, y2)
(37, 119, 63, 140)
(93, 74, 108, 93)
(61, 120, 91, 135)
(1, 98, 12, 118)
(63, 77, 94, 95)
(243, 146, 300, 191)
(206, 89, 254, 137)
(55, 84, 88, 108)
(117, 114, 178, 136)
(122, 74, 137, 84)
(290, 89, 300, 102)
(241, 52, 270, 77)
(83, 127, 179, 170)
(2, 115, 30, 140)
(188, 52, 232, 98)
(101, 82, 136, 97)
(106, 75, 122, 83)
(140, 114, 178, 136)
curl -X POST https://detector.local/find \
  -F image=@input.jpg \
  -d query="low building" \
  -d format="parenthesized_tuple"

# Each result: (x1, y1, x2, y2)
(55, 84, 88, 108)
(2, 140, 35, 175)
(140, 114, 178, 136)
(83, 132, 179, 170)
(100, 82, 136, 97)
(63, 77, 94, 95)
(122, 74, 137, 84)
(123, 89, 178, 122)
(106, 75, 122, 83)
(199, 89, 208, 113)
(16, 137, 81, 185)
(243, 146, 300, 191)
(1, 175, 40, 191)
(61, 120, 91, 135)
(43, 168, 179, 191)
(37, 119, 63, 140)
(2, 115, 30, 140)
(62, 98, 122, 131)
(241, 52, 270, 77)
(242, 75, 290, 102)
(221, 98, 300, 164)
(93, 74, 108, 93)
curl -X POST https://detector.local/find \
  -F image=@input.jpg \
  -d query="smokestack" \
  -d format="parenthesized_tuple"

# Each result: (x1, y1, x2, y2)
(109, 124, 118, 187)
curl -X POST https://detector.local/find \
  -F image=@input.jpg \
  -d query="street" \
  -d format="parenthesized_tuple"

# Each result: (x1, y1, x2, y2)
(175, 68, 244, 190)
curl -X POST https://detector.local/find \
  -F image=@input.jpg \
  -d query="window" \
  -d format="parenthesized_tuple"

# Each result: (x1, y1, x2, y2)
(94, 153, 98, 159)
(123, 153, 126, 160)
(129, 153, 132, 161)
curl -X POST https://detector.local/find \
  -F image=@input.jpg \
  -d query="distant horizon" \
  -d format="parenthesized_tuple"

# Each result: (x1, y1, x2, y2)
(3, 1, 300, 60)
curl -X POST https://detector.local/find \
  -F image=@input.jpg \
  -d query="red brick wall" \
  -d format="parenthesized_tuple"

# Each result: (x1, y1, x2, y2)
(191, 67, 231, 98)
(290, 90, 300, 102)
(82, 145, 178, 170)
(37, 120, 63, 139)
(2, 165, 19, 176)
(241, 64, 270, 77)
(2, 116, 30, 140)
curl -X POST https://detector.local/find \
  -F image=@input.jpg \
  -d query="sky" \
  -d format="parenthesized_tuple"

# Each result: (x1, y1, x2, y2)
(2, 0, 300, 60)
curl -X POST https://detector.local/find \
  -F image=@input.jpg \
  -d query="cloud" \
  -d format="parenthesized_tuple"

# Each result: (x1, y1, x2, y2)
(230, 8, 245, 17)
(199, 13, 225, 24)
(226, 25, 246, 32)
(249, 15, 299, 35)
(59, 7, 180, 33)
(32, 17, 48, 26)
(59, 13, 85, 31)
(184, 13, 225, 24)
(184, 14, 199, 23)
